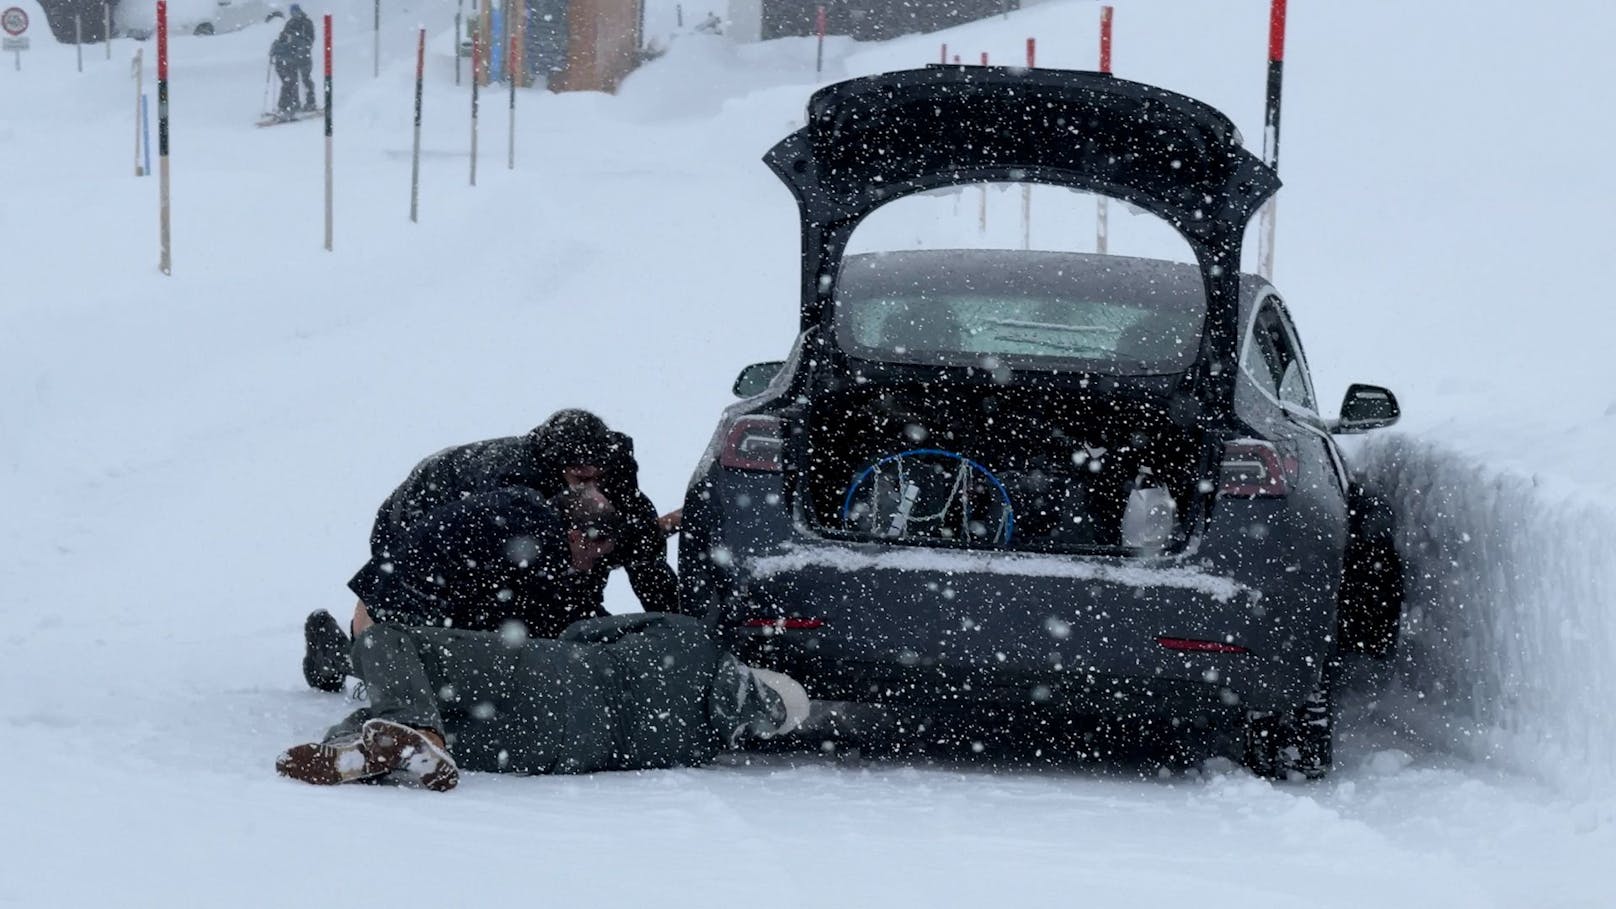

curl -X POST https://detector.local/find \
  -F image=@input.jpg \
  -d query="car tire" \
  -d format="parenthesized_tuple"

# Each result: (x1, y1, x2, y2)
(1338, 486, 1404, 658)
(193, 21, 214, 35)
(1243, 665, 1333, 781)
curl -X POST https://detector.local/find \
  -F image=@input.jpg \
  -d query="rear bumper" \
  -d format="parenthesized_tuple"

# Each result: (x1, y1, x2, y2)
(725, 542, 1330, 714)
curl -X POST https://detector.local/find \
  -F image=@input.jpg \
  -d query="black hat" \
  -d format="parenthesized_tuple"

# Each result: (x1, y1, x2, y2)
(529, 409, 613, 467)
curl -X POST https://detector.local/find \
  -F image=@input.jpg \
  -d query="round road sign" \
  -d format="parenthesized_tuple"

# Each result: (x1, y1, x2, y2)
(1, 7, 27, 36)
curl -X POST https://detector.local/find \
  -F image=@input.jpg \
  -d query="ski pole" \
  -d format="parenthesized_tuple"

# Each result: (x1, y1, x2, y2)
(262, 56, 273, 116)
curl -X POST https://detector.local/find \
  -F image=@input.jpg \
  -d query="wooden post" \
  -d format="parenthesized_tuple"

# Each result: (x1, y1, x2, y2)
(507, 26, 516, 170)
(979, 51, 988, 234)
(1096, 5, 1113, 254)
(814, 6, 825, 76)
(157, 0, 170, 274)
(470, 28, 479, 185)
(75, 14, 82, 72)
(372, 0, 380, 78)
(409, 26, 424, 222)
(104, 3, 110, 60)
(1021, 38, 1034, 249)
(323, 14, 333, 251)
(133, 48, 143, 176)
(454, 0, 462, 85)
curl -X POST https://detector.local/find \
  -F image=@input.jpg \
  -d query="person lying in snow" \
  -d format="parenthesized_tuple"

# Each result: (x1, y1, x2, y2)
(276, 488, 806, 791)
(302, 408, 683, 692)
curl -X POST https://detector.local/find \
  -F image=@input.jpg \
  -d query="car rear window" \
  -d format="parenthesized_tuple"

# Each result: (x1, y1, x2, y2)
(833, 250, 1207, 375)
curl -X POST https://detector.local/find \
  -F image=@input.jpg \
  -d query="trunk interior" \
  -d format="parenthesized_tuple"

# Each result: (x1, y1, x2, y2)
(800, 381, 1210, 554)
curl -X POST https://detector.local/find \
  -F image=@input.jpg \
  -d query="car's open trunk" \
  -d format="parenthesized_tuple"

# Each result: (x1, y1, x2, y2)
(800, 381, 1210, 555)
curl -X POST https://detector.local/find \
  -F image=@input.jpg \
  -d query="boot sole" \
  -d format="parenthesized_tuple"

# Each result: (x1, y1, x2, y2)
(360, 720, 459, 792)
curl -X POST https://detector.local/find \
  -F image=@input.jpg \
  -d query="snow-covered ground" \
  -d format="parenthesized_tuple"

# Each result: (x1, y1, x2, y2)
(3, 0, 1614, 904)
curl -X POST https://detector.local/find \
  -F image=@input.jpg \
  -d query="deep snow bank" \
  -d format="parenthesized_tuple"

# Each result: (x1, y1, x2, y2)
(1359, 435, 1616, 791)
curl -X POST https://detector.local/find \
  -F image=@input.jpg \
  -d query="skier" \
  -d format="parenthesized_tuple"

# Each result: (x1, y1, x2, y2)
(275, 487, 808, 792)
(301, 409, 681, 692)
(268, 4, 317, 119)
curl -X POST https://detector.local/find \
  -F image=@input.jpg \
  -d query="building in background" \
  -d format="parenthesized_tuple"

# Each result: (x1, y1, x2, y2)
(473, 0, 642, 92)
(726, 0, 1019, 42)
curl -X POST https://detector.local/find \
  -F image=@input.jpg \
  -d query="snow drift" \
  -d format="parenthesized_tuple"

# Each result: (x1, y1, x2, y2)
(1358, 435, 1616, 792)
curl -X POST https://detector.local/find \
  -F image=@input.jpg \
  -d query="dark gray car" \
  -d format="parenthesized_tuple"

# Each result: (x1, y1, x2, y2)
(677, 66, 1404, 779)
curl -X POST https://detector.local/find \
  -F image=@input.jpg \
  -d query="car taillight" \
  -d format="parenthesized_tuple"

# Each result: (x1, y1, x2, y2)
(743, 617, 825, 630)
(1156, 636, 1248, 654)
(719, 415, 783, 472)
(1218, 439, 1291, 497)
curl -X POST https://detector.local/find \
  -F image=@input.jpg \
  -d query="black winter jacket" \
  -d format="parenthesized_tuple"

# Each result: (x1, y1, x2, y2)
(354, 488, 575, 633)
(274, 12, 315, 66)
(356, 430, 677, 634)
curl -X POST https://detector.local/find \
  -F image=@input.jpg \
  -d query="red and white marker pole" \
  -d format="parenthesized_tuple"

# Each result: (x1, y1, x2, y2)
(157, 0, 171, 274)
(409, 25, 424, 222)
(1257, 0, 1286, 279)
(323, 13, 333, 251)
(814, 5, 826, 77)
(470, 29, 479, 185)
(1020, 38, 1035, 249)
(1096, 4, 1113, 255)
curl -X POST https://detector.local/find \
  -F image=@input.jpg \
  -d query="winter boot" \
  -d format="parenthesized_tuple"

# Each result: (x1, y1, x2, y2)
(302, 609, 351, 693)
(276, 719, 459, 792)
(730, 666, 810, 746)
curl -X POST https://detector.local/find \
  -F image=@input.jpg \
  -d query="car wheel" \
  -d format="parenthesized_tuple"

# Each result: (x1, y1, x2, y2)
(1338, 486, 1405, 658)
(193, 21, 214, 35)
(1243, 665, 1333, 781)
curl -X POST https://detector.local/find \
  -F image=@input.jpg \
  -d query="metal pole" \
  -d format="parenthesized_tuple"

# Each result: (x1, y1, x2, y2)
(157, 0, 170, 274)
(454, 0, 462, 85)
(133, 48, 143, 175)
(675, 3, 682, 27)
(75, 15, 82, 72)
(814, 5, 824, 76)
(410, 26, 423, 222)
(373, 0, 380, 78)
(1096, 5, 1112, 254)
(104, 3, 110, 59)
(141, 92, 152, 176)
(470, 29, 479, 185)
(1257, 0, 1287, 279)
(323, 14, 333, 251)
(507, 26, 515, 170)
(1020, 38, 1034, 250)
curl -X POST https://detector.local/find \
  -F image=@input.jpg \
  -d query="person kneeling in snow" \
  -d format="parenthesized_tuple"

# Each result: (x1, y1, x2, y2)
(276, 487, 806, 791)
(302, 409, 681, 693)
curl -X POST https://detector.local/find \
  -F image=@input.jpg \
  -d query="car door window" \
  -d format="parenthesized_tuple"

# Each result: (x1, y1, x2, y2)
(1243, 309, 1285, 399)
(1247, 304, 1316, 412)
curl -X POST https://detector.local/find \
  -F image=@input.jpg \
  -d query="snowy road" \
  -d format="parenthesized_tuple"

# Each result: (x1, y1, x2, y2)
(3, 0, 1613, 904)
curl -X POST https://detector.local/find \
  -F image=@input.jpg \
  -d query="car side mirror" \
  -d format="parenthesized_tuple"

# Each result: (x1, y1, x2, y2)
(732, 361, 784, 398)
(1333, 383, 1400, 434)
